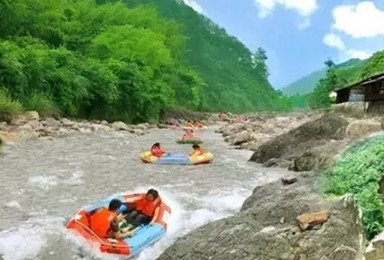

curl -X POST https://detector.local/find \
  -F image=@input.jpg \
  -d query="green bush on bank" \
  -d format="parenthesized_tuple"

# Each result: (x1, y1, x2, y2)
(0, 89, 23, 120)
(324, 135, 384, 240)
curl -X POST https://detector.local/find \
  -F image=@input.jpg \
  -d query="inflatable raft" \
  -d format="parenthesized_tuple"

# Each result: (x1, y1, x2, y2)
(176, 137, 203, 144)
(139, 152, 214, 165)
(66, 193, 171, 257)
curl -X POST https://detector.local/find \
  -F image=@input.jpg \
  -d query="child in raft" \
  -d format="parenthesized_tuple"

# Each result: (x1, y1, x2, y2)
(190, 144, 205, 156)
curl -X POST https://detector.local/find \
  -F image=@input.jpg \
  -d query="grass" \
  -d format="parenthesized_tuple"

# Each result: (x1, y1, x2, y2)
(22, 93, 59, 115)
(0, 89, 23, 120)
(324, 135, 384, 240)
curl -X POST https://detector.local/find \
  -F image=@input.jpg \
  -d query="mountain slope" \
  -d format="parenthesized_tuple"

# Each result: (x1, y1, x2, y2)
(283, 59, 363, 95)
(125, 0, 280, 112)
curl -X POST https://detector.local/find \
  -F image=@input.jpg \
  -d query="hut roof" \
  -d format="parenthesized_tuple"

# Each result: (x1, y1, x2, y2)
(335, 71, 384, 92)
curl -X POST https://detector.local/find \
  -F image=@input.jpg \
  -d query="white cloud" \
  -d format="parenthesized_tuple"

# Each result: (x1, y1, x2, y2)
(323, 33, 373, 60)
(346, 49, 373, 60)
(254, 0, 318, 18)
(323, 33, 345, 50)
(182, 0, 206, 15)
(332, 1, 384, 38)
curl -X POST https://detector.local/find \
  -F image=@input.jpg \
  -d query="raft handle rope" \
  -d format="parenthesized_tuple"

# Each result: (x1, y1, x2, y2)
(74, 219, 129, 249)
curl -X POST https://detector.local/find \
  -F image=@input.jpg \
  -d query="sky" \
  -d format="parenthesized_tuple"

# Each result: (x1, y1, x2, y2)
(181, 0, 384, 89)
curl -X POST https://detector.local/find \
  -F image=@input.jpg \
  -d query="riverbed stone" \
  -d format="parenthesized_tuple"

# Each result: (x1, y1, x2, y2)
(43, 117, 61, 128)
(111, 121, 129, 131)
(281, 176, 297, 185)
(60, 118, 74, 126)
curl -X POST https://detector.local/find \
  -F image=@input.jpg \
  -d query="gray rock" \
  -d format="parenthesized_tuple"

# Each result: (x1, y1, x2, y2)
(0, 121, 7, 130)
(60, 118, 74, 126)
(346, 119, 382, 138)
(263, 158, 292, 169)
(249, 113, 349, 166)
(224, 130, 250, 145)
(111, 121, 129, 131)
(134, 129, 144, 136)
(16, 124, 33, 132)
(135, 123, 149, 130)
(157, 123, 169, 129)
(43, 117, 61, 128)
(222, 123, 246, 137)
(158, 174, 364, 260)
(281, 176, 297, 185)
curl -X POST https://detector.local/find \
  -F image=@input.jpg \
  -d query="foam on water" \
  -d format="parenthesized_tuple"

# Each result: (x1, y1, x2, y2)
(0, 217, 64, 260)
(29, 175, 58, 191)
(4, 200, 21, 210)
(63, 170, 84, 185)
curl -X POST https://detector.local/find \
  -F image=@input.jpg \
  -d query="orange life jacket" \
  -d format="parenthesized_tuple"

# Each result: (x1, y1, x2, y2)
(134, 195, 160, 218)
(89, 207, 116, 238)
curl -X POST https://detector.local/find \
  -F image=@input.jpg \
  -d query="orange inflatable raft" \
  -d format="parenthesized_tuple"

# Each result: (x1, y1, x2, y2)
(66, 193, 171, 257)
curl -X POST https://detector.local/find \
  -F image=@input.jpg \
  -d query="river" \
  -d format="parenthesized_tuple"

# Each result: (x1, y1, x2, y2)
(0, 126, 290, 260)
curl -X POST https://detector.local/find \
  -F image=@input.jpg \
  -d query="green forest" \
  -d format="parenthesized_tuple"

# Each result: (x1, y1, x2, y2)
(0, 0, 291, 123)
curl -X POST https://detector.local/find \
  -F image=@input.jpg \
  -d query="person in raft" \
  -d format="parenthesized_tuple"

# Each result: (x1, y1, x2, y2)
(89, 199, 134, 239)
(182, 129, 195, 139)
(151, 143, 166, 157)
(185, 120, 194, 128)
(190, 144, 205, 156)
(124, 189, 161, 228)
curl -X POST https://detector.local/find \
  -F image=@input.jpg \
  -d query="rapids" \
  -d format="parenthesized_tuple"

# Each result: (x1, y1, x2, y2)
(0, 126, 290, 260)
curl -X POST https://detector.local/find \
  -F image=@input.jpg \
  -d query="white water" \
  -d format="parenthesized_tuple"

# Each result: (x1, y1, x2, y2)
(0, 127, 290, 259)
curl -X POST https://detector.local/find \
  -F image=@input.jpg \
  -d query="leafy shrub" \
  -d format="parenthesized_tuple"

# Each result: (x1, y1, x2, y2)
(324, 135, 384, 240)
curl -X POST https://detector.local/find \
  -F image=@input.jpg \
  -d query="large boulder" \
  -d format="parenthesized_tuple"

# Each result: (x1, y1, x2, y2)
(158, 174, 365, 260)
(224, 130, 250, 145)
(222, 123, 246, 137)
(346, 119, 382, 138)
(249, 113, 349, 164)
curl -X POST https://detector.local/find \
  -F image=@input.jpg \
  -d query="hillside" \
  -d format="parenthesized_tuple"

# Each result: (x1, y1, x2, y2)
(125, 0, 280, 112)
(283, 59, 363, 95)
(0, 0, 287, 123)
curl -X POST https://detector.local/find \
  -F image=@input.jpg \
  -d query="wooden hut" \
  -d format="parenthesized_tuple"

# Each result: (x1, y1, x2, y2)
(335, 72, 384, 113)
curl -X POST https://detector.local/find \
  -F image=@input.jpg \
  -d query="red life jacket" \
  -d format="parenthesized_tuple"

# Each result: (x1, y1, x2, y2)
(89, 207, 116, 238)
(135, 195, 160, 218)
(151, 147, 164, 157)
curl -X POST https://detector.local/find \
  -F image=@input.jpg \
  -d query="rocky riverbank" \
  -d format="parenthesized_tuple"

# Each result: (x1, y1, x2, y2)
(158, 172, 365, 260)
(217, 103, 384, 172)
(158, 104, 384, 260)
(0, 111, 218, 143)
